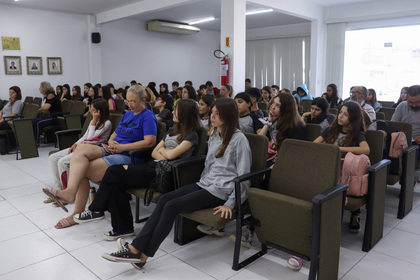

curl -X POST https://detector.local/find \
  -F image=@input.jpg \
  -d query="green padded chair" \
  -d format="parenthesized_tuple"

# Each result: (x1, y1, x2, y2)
(376, 111, 385, 120)
(328, 108, 338, 116)
(54, 112, 92, 150)
(300, 99, 312, 113)
(56, 101, 86, 130)
(346, 130, 391, 252)
(114, 98, 127, 113)
(8, 103, 40, 159)
(380, 107, 395, 121)
(32, 97, 42, 106)
(172, 133, 268, 270)
(245, 139, 348, 279)
(386, 121, 418, 219)
(378, 101, 395, 108)
(304, 123, 321, 141)
(257, 102, 268, 111)
(24, 96, 33, 103)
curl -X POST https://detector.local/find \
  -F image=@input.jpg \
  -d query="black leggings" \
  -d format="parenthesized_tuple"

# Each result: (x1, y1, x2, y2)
(89, 163, 156, 234)
(131, 183, 224, 257)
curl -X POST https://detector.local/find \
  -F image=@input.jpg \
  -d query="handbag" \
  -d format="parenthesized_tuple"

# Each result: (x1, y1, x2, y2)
(144, 160, 174, 206)
(266, 139, 277, 162)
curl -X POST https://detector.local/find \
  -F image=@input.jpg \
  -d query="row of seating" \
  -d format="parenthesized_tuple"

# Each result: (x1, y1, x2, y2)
(123, 120, 417, 279)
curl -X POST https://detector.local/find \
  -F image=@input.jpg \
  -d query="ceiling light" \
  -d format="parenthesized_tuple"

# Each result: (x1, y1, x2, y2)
(188, 17, 215, 25)
(246, 9, 273, 16)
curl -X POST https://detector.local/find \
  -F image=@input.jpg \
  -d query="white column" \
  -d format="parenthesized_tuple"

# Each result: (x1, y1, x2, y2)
(86, 15, 102, 83)
(220, 0, 246, 95)
(309, 19, 325, 97)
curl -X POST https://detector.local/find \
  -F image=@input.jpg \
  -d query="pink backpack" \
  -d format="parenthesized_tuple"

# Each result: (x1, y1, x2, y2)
(340, 152, 371, 197)
(389, 132, 407, 158)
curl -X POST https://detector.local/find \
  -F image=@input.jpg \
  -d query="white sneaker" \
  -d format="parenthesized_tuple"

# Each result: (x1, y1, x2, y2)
(196, 224, 225, 237)
(229, 226, 253, 249)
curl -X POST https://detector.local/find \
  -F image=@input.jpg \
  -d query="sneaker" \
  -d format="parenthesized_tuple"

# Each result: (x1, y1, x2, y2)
(116, 238, 145, 270)
(229, 226, 253, 249)
(349, 214, 360, 233)
(73, 210, 104, 224)
(197, 224, 225, 237)
(102, 240, 141, 263)
(287, 256, 303, 271)
(103, 230, 135, 241)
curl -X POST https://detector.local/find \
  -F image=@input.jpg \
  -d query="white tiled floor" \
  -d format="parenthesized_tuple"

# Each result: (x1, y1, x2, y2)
(1, 144, 420, 279)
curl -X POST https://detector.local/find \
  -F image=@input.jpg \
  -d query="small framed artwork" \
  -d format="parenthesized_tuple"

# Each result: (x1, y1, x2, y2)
(4, 56, 22, 75)
(47, 57, 62, 74)
(26, 56, 42, 75)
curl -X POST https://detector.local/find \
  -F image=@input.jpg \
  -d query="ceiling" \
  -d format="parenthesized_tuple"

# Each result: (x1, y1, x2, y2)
(0, 0, 377, 30)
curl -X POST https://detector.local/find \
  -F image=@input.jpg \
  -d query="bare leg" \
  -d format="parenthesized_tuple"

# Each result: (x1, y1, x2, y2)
(45, 144, 103, 204)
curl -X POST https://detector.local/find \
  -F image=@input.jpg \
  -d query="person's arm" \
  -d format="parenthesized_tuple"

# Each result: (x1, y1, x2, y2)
(157, 140, 194, 160)
(391, 103, 403, 122)
(108, 99, 114, 111)
(313, 135, 325, 143)
(109, 134, 156, 154)
(301, 112, 311, 122)
(38, 102, 51, 113)
(339, 140, 370, 155)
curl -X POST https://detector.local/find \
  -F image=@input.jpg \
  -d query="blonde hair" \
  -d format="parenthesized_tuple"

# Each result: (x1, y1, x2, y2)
(144, 87, 156, 103)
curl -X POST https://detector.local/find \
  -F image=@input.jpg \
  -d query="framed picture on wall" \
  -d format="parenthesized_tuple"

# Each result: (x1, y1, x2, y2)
(26, 56, 42, 75)
(4, 56, 22, 75)
(47, 57, 62, 74)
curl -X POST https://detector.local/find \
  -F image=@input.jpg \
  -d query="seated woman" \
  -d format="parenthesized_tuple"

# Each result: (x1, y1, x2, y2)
(100, 85, 116, 112)
(301, 97, 335, 133)
(101, 97, 251, 269)
(0, 86, 24, 154)
(61, 84, 72, 101)
(325, 83, 343, 108)
(47, 98, 111, 193)
(259, 93, 305, 167)
(392, 87, 408, 108)
(35, 81, 63, 144)
(42, 84, 157, 229)
(367, 88, 382, 112)
(73, 99, 201, 241)
(83, 86, 99, 118)
(198, 95, 214, 130)
(0, 86, 24, 130)
(71, 85, 83, 101)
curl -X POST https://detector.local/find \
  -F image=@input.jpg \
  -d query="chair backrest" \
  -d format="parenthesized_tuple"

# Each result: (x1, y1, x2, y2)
(156, 121, 166, 143)
(386, 121, 412, 147)
(380, 107, 395, 121)
(70, 101, 86, 115)
(269, 139, 341, 202)
(32, 97, 42, 106)
(244, 133, 269, 186)
(378, 101, 395, 108)
(300, 99, 312, 113)
(81, 112, 93, 136)
(23, 103, 40, 119)
(328, 108, 338, 116)
(109, 113, 124, 134)
(114, 98, 126, 112)
(61, 100, 73, 113)
(192, 127, 208, 156)
(375, 111, 385, 120)
(365, 130, 384, 165)
(24, 96, 33, 103)
(257, 102, 268, 111)
(304, 123, 321, 141)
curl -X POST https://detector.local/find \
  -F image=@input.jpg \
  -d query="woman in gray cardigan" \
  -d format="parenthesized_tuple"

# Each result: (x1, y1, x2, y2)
(102, 97, 252, 269)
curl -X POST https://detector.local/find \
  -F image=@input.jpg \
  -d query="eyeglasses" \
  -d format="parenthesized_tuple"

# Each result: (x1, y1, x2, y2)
(351, 91, 363, 95)
(128, 100, 136, 105)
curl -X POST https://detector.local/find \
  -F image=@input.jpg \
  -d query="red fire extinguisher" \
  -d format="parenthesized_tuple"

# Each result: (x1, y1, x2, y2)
(214, 50, 229, 85)
(221, 56, 229, 85)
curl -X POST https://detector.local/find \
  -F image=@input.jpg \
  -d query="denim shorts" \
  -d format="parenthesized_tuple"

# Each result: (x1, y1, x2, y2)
(100, 148, 132, 166)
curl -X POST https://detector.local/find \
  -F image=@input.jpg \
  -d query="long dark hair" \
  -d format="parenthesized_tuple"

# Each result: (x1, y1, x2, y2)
(274, 93, 304, 149)
(9, 86, 22, 104)
(159, 83, 169, 95)
(326, 83, 339, 108)
(71, 86, 82, 101)
(62, 84, 71, 100)
(88, 86, 99, 105)
(306, 97, 328, 124)
(367, 88, 377, 107)
(83, 83, 93, 98)
(184, 85, 198, 101)
(170, 99, 201, 143)
(211, 98, 240, 158)
(91, 98, 110, 130)
(101, 85, 112, 101)
(325, 102, 365, 147)
(397, 87, 409, 103)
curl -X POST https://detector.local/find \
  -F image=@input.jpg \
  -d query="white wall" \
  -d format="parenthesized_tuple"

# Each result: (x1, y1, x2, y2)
(100, 19, 221, 89)
(0, 4, 91, 100)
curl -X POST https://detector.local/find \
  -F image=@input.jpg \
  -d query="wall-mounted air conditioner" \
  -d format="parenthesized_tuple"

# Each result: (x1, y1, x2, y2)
(147, 20, 200, 35)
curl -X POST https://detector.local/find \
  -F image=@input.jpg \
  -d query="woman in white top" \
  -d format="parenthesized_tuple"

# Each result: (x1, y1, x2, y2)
(47, 98, 112, 193)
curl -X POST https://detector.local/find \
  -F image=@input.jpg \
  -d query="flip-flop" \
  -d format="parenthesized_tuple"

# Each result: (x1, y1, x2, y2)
(55, 217, 75, 229)
(43, 197, 54, 204)
(42, 188, 68, 212)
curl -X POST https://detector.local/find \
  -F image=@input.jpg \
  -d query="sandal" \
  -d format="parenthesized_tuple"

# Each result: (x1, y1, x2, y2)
(55, 217, 76, 229)
(287, 256, 303, 271)
(42, 188, 68, 212)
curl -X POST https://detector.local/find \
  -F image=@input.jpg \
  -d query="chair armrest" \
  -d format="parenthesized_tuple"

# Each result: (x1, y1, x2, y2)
(11, 117, 35, 124)
(171, 155, 207, 189)
(51, 112, 69, 118)
(403, 144, 418, 155)
(312, 183, 349, 205)
(4, 115, 23, 120)
(129, 148, 154, 164)
(369, 159, 391, 174)
(55, 128, 83, 137)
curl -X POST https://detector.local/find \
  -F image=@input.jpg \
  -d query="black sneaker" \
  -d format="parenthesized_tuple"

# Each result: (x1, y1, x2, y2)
(117, 238, 146, 269)
(102, 241, 141, 263)
(73, 210, 104, 224)
(103, 230, 135, 241)
(349, 214, 360, 233)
